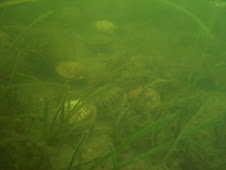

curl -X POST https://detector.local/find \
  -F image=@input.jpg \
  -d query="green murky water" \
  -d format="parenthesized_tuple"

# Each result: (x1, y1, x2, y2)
(0, 0, 226, 169)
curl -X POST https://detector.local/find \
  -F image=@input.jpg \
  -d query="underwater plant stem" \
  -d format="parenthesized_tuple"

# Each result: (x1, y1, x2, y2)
(64, 81, 71, 121)
(200, 0, 216, 57)
(68, 131, 89, 170)
(42, 99, 49, 132)
(154, 0, 210, 35)
(109, 143, 117, 169)
(112, 140, 174, 170)
(89, 114, 176, 170)
(181, 111, 225, 140)
(10, 82, 67, 87)
(4, 10, 54, 61)
(164, 109, 226, 162)
(16, 73, 41, 82)
(5, 10, 54, 88)
(49, 96, 66, 143)
(0, 0, 36, 8)
(111, 111, 225, 170)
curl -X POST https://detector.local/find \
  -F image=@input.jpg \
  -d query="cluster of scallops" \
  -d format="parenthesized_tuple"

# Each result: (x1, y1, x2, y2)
(54, 20, 160, 131)
(55, 60, 160, 132)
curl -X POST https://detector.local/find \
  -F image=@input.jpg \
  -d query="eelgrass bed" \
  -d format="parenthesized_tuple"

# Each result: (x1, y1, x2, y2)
(0, 0, 226, 170)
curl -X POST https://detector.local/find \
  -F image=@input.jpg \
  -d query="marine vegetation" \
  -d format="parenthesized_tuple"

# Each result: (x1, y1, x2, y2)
(0, 0, 226, 170)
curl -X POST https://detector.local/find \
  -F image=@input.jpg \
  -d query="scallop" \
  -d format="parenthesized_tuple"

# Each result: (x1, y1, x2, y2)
(64, 99, 96, 124)
(144, 88, 161, 110)
(56, 61, 86, 80)
(95, 20, 117, 34)
(134, 87, 160, 112)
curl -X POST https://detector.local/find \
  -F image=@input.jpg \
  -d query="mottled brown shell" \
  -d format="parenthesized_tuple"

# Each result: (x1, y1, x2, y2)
(56, 61, 85, 80)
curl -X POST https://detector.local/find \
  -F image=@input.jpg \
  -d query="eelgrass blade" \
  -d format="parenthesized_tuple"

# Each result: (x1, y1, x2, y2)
(60, 100, 65, 126)
(109, 143, 117, 169)
(181, 111, 225, 140)
(153, 0, 210, 34)
(165, 110, 226, 161)
(110, 111, 225, 169)
(50, 97, 66, 138)
(89, 114, 176, 170)
(5, 10, 54, 87)
(111, 111, 225, 169)
(0, 0, 36, 8)
(112, 140, 174, 170)
(43, 99, 49, 132)
(16, 72, 41, 82)
(68, 131, 89, 170)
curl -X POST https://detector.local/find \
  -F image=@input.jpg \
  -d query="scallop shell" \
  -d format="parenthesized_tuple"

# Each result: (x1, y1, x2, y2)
(127, 86, 143, 101)
(56, 61, 85, 80)
(135, 87, 160, 112)
(95, 20, 117, 34)
(65, 99, 96, 124)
